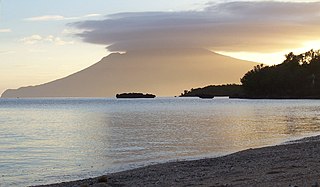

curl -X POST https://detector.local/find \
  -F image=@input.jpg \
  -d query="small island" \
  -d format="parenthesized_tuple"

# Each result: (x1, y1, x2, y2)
(180, 84, 243, 98)
(116, 93, 156, 99)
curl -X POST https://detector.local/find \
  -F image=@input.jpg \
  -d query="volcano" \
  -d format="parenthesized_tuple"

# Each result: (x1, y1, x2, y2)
(1, 48, 257, 98)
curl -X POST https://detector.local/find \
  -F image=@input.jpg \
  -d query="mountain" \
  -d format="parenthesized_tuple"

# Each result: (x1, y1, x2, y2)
(1, 48, 257, 98)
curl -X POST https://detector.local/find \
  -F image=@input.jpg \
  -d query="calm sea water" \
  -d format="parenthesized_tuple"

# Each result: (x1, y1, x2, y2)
(1, 98, 320, 186)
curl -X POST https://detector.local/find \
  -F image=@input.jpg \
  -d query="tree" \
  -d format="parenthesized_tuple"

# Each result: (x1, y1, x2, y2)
(241, 49, 320, 98)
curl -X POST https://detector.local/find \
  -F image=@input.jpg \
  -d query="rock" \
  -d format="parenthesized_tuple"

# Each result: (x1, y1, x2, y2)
(312, 182, 319, 187)
(97, 175, 108, 183)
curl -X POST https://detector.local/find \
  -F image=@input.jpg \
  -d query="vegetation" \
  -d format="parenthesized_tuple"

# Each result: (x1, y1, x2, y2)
(181, 49, 320, 99)
(116, 93, 156, 98)
(180, 84, 244, 98)
(241, 49, 320, 98)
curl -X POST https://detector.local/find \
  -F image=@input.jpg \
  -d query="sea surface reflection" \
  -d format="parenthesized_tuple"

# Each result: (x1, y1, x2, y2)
(1, 98, 320, 186)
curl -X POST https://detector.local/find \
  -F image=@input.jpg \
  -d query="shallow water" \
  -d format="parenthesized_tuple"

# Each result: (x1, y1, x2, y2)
(1, 98, 320, 186)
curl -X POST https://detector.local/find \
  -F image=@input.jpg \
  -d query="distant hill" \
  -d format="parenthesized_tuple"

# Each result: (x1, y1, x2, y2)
(1, 48, 257, 98)
(180, 84, 244, 98)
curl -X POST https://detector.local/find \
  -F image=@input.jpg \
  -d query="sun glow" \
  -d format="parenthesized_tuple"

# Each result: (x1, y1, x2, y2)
(217, 39, 320, 66)
(296, 40, 320, 54)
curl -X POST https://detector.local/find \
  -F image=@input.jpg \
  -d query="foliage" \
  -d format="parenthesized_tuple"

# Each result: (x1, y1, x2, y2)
(241, 49, 320, 98)
(180, 84, 244, 97)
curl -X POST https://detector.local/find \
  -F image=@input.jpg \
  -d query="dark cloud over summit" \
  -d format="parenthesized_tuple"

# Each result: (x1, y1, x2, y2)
(72, 1, 320, 53)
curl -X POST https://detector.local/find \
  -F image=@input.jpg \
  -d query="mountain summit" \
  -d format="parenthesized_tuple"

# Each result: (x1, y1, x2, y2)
(1, 48, 257, 98)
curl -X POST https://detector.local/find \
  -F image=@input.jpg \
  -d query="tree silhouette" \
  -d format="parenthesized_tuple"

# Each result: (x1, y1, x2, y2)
(241, 49, 320, 98)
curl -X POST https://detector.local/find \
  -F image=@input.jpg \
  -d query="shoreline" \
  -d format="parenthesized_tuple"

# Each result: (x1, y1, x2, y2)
(34, 135, 320, 187)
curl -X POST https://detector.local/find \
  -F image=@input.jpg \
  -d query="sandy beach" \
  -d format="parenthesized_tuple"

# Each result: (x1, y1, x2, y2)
(33, 135, 320, 187)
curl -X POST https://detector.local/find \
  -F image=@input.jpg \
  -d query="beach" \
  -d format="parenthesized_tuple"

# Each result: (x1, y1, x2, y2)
(35, 135, 320, 187)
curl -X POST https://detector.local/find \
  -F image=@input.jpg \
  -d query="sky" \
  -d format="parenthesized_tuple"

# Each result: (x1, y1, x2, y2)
(1, 0, 320, 94)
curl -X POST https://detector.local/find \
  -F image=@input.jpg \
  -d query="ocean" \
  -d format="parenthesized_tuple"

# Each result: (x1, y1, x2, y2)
(1, 98, 320, 186)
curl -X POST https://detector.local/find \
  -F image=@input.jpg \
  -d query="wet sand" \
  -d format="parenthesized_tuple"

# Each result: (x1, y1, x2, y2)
(35, 135, 320, 187)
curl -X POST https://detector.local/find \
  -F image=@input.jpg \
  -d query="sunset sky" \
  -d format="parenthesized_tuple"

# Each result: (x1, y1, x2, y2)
(1, 0, 320, 94)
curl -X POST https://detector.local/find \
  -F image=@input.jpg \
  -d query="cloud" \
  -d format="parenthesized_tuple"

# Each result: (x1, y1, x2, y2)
(84, 14, 101, 18)
(20, 35, 43, 44)
(0, 29, 11, 33)
(25, 15, 67, 21)
(71, 1, 320, 53)
(20, 35, 74, 45)
(0, 50, 14, 55)
(25, 14, 101, 22)
(62, 28, 86, 35)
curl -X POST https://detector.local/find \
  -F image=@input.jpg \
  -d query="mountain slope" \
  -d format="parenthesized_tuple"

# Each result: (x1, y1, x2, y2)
(1, 48, 257, 98)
